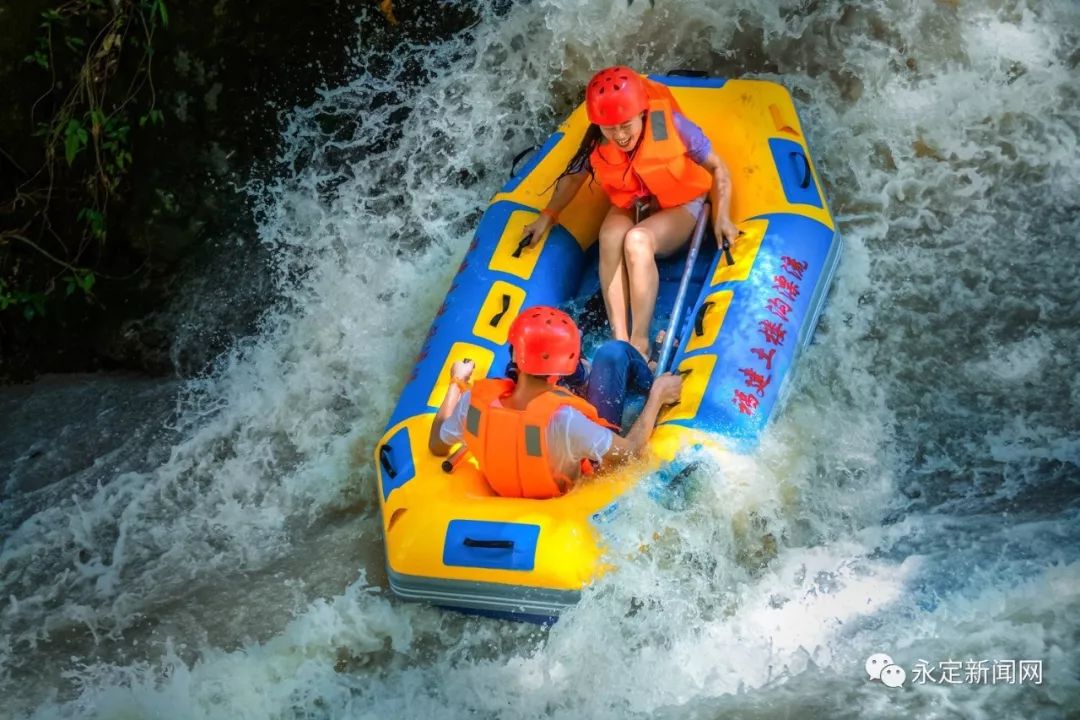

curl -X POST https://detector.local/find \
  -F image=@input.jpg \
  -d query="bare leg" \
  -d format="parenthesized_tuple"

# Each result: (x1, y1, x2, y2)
(598, 205, 635, 342)
(622, 207, 698, 358)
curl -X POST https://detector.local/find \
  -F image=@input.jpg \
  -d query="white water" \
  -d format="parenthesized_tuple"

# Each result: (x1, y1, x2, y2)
(2, 0, 1078, 717)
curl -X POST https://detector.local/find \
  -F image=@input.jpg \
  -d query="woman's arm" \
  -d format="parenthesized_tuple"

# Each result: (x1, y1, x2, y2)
(700, 151, 737, 245)
(521, 171, 589, 246)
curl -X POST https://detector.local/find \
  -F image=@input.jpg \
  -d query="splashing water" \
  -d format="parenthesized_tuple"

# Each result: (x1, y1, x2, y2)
(2, 0, 1078, 717)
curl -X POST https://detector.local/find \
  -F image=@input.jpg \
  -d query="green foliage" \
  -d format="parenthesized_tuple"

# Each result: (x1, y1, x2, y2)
(99, 115, 134, 186)
(77, 207, 106, 241)
(139, 109, 165, 127)
(64, 118, 89, 165)
(152, 0, 169, 27)
(63, 270, 96, 297)
(20, 292, 48, 320)
(25, 48, 50, 70)
(4, 0, 170, 319)
(23, 9, 60, 69)
(0, 279, 49, 320)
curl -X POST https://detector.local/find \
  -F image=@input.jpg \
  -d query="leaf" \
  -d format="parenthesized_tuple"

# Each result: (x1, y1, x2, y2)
(78, 272, 96, 293)
(140, 108, 165, 128)
(154, 0, 169, 27)
(90, 109, 106, 133)
(78, 207, 106, 238)
(24, 50, 49, 70)
(64, 119, 88, 165)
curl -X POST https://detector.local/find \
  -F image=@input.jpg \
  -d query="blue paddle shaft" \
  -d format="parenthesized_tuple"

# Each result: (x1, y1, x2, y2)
(654, 203, 711, 378)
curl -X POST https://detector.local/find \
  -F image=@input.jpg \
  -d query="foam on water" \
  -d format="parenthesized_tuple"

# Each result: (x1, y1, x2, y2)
(3, 0, 1078, 717)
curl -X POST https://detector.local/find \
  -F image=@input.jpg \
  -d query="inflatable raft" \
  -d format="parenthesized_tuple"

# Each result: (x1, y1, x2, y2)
(374, 76, 841, 620)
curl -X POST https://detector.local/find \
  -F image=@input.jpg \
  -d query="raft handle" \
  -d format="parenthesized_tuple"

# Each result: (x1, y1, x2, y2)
(378, 444, 397, 479)
(489, 293, 512, 327)
(693, 301, 715, 338)
(719, 229, 744, 267)
(511, 237, 530, 258)
(665, 68, 707, 77)
(791, 151, 812, 189)
(509, 145, 538, 179)
(463, 538, 514, 550)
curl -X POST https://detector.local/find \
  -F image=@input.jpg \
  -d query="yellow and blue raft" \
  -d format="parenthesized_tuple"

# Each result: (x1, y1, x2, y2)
(374, 76, 841, 620)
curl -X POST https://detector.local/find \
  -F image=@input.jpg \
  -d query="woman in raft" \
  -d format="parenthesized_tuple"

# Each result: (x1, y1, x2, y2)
(522, 66, 739, 361)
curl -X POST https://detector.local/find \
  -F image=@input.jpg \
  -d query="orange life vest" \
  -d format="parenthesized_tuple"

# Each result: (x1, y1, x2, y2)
(461, 378, 616, 499)
(589, 79, 714, 210)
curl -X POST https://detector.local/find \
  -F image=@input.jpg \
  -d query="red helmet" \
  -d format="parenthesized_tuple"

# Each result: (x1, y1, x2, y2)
(586, 66, 648, 126)
(508, 306, 581, 377)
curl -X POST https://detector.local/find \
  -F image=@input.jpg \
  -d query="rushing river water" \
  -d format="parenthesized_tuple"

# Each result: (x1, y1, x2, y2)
(2, 0, 1078, 717)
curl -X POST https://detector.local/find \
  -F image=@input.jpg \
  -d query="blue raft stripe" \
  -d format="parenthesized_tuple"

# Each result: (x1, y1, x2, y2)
(648, 74, 729, 89)
(443, 520, 541, 571)
(385, 200, 589, 432)
(666, 213, 837, 447)
(378, 426, 416, 501)
(501, 132, 565, 194)
(768, 138, 823, 208)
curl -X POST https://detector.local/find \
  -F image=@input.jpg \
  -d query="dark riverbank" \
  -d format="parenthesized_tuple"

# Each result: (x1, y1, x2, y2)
(0, 0, 481, 381)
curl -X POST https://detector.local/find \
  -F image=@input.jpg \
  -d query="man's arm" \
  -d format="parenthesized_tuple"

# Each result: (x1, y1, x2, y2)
(602, 373, 682, 462)
(428, 360, 474, 456)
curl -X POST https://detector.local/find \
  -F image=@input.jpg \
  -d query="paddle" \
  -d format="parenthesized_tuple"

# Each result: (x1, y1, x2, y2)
(653, 202, 711, 378)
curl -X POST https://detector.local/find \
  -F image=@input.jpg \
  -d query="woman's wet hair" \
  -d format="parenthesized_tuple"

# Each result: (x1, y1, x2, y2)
(550, 113, 647, 190)
(551, 123, 603, 189)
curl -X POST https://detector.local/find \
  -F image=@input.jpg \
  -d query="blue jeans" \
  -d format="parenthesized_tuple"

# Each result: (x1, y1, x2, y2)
(585, 340, 653, 427)
(506, 340, 651, 428)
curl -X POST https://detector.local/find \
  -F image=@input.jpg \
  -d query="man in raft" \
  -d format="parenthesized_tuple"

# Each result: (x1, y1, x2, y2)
(427, 306, 682, 499)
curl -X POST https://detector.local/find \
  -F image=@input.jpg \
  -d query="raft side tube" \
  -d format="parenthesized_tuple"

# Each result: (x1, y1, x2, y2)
(660, 213, 839, 447)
